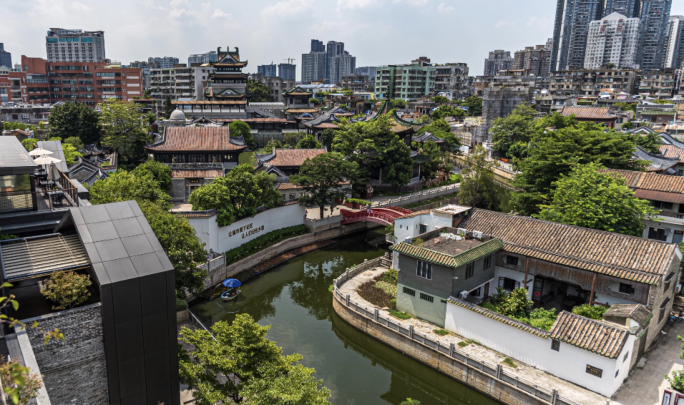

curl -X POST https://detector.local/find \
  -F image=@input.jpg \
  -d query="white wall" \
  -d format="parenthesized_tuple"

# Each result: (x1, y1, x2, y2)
(186, 204, 307, 253)
(493, 266, 533, 299)
(394, 212, 453, 242)
(445, 302, 634, 397)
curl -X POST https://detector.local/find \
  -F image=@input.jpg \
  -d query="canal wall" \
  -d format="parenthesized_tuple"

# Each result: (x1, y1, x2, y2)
(332, 258, 579, 405)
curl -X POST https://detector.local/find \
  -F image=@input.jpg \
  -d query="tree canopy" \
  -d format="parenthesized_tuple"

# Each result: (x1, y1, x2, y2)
(247, 79, 274, 102)
(458, 145, 499, 210)
(291, 152, 357, 218)
(389, 99, 407, 109)
(536, 163, 658, 236)
(320, 129, 336, 150)
(89, 170, 171, 207)
(462, 96, 482, 116)
(229, 121, 257, 150)
(48, 101, 101, 145)
(332, 114, 413, 189)
(511, 125, 645, 216)
(189, 165, 283, 227)
(179, 314, 330, 405)
(629, 131, 661, 154)
(132, 159, 172, 191)
(164, 97, 174, 119)
(432, 95, 450, 104)
(296, 134, 322, 149)
(430, 105, 465, 120)
(99, 100, 151, 165)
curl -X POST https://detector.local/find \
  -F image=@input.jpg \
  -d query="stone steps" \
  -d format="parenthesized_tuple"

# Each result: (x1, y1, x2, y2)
(380, 258, 392, 268)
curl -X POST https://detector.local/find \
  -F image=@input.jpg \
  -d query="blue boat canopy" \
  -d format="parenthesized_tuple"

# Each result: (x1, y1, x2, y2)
(222, 278, 242, 288)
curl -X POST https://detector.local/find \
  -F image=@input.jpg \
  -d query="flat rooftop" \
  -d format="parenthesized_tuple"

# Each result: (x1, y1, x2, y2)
(0, 137, 38, 175)
(421, 234, 484, 256)
(434, 205, 471, 216)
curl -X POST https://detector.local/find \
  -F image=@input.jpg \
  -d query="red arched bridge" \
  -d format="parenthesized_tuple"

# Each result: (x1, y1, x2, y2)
(340, 206, 413, 225)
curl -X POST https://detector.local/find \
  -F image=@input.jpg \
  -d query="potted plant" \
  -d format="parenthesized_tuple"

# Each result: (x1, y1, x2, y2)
(352, 199, 361, 209)
(40, 271, 92, 310)
(344, 199, 354, 208)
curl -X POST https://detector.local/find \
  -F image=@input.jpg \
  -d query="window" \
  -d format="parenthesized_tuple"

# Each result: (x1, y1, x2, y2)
(652, 200, 673, 210)
(619, 283, 634, 294)
(403, 287, 416, 296)
(551, 339, 560, 351)
(465, 262, 474, 279)
(470, 288, 481, 297)
(660, 297, 671, 323)
(484, 254, 492, 270)
(623, 351, 629, 363)
(615, 370, 620, 378)
(416, 261, 432, 280)
(505, 256, 519, 266)
(499, 277, 520, 291)
(648, 227, 667, 241)
(419, 293, 434, 303)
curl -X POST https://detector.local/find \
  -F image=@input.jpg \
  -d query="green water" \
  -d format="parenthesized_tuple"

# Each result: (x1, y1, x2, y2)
(190, 235, 497, 405)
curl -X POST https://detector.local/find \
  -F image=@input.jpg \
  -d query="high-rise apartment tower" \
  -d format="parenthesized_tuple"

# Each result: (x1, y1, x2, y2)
(45, 28, 105, 62)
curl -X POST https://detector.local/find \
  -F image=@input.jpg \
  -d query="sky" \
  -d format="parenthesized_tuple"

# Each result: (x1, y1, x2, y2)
(2, 0, 684, 80)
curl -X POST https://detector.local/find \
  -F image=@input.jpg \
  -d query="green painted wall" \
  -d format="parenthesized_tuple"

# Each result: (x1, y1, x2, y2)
(397, 283, 447, 327)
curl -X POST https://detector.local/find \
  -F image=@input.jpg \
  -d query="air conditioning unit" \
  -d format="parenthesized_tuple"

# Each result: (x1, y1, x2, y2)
(404, 237, 413, 244)
(458, 290, 469, 300)
(473, 230, 484, 239)
(456, 228, 467, 236)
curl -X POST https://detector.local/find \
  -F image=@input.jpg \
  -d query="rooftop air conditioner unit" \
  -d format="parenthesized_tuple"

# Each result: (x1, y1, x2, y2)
(456, 228, 467, 236)
(458, 291, 468, 300)
(473, 231, 484, 239)
(404, 237, 413, 244)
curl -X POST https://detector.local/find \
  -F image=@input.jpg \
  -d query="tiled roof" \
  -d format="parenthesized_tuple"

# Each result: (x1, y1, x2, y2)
(549, 311, 628, 359)
(255, 149, 326, 167)
(561, 106, 613, 120)
(633, 146, 680, 171)
(314, 123, 339, 129)
(604, 304, 652, 328)
(171, 169, 223, 179)
(390, 238, 503, 268)
(659, 145, 684, 163)
(146, 127, 246, 152)
(286, 108, 320, 114)
(600, 168, 684, 193)
(275, 182, 304, 190)
(641, 110, 676, 115)
(412, 132, 445, 143)
(460, 209, 677, 284)
(172, 100, 247, 105)
(597, 168, 643, 188)
(214, 118, 294, 124)
(447, 298, 549, 337)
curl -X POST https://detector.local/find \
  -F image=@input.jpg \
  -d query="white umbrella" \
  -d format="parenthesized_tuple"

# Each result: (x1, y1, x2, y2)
(28, 148, 54, 157)
(33, 156, 61, 165)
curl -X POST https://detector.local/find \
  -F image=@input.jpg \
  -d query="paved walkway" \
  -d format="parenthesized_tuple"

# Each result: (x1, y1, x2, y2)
(339, 267, 613, 405)
(613, 320, 684, 405)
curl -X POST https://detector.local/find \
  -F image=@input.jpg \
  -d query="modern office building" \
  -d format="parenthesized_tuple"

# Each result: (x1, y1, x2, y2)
(0, 44, 11, 69)
(278, 63, 296, 81)
(637, 0, 673, 71)
(301, 52, 326, 83)
(258, 64, 277, 77)
(584, 12, 641, 69)
(188, 51, 218, 65)
(665, 16, 684, 69)
(602, 0, 639, 17)
(483, 50, 512, 77)
(512, 40, 552, 77)
(311, 39, 325, 53)
(551, 0, 604, 71)
(148, 56, 179, 69)
(45, 28, 105, 63)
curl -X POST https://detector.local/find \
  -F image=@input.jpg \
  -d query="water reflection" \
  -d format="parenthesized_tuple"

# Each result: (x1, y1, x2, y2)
(190, 235, 496, 405)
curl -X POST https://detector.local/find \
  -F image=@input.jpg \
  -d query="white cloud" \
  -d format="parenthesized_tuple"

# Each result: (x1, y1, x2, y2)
(336, 0, 373, 11)
(169, 8, 188, 17)
(170, 0, 189, 6)
(261, 0, 314, 16)
(393, 0, 428, 5)
(212, 9, 229, 18)
(495, 20, 514, 28)
(71, 2, 92, 11)
(437, 2, 454, 13)
(526, 16, 553, 31)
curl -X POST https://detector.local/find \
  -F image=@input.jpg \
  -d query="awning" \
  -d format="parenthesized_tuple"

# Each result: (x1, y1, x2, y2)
(634, 189, 684, 204)
(0, 234, 90, 281)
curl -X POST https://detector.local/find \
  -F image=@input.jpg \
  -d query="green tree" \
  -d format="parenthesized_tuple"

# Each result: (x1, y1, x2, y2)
(229, 120, 257, 150)
(99, 100, 151, 164)
(291, 152, 358, 218)
(536, 163, 658, 236)
(47, 101, 100, 144)
(164, 96, 174, 119)
(666, 336, 684, 392)
(621, 122, 634, 130)
(179, 314, 330, 405)
(296, 134, 322, 149)
(247, 79, 274, 102)
(432, 95, 450, 104)
(389, 99, 407, 109)
(512, 125, 645, 216)
(132, 159, 172, 191)
(572, 304, 608, 320)
(61, 142, 82, 165)
(264, 140, 283, 154)
(309, 97, 321, 106)
(615, 102, 637, 113)
(490, 103, 538, 159)
(320, 128, 336, 150)
(89, 170, 171, 207)
(0, 357, 42, 405)
(458, 145, 499, 210)
(283, 132, 299, 147)
(63, 136, 84, 151)
(333, 114, 414, 190)
(40, 271, 92, 310)
(463, 96, 482, 116)
(629, 131, 661, 153)
(20, 139, 37, 152)
(188, 165, 283, 227)
(431, 105, 465, 120)
(417, 140, 450, 178)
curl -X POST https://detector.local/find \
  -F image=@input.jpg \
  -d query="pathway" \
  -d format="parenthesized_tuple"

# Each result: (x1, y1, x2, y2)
(339, 267, 617, 405)
(613, 320, 684, 405)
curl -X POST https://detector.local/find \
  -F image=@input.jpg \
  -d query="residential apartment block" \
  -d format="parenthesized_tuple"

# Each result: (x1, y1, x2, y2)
(637, 0, 673, 72)
(374, 64, 436, 101)
(483, 50, 512, 77)
(149, 64, 214, 105)
(302, 40, 356, 84)
(637, 68, 676, 97)
(301, 52, 326, 83)
(188, 51, 218, 65)
(548, 67, 638, 96)
(148, 56, 179, 69)
(665, 16, 684, 69)
(584, 12, 641, 70)
(434, 63, 469, 99)
(512, 40, 552, 77)
(250, 72, 295, 103)
(278, 63, 296, 81)
(602, 0, 639, 17)
(257, 64, 277, 77)
(45, 28, 105, 63)
(551, 0, 604, 71)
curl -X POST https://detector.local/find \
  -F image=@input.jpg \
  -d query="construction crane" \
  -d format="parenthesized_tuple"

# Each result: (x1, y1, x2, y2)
(282, 58, 295, 65)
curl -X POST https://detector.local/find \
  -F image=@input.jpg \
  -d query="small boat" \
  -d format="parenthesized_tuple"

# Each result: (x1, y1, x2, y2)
(221, 288, 241, 301)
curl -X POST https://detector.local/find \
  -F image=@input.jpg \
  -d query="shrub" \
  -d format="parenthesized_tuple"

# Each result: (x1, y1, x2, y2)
(388, 309, 411, 320)
(0, 356, 42, 405)
(328, 285, 334, 293)
(412, 238, 424, 247)
(374, 281, 397, 297)
(502, 357, 517, 368)
(381, 269, 398, 284)
(224, 225, 309, 265)
(572, 304, 608, 320)
(528, 308, 557, 331)
(433, 329, 449, 336)
(40, 271, 92, 310)
(358, 279, 394, 308)
(176, 298, 188, 311)
(345, 198, 371, 206)
(458, 339, 478, 347)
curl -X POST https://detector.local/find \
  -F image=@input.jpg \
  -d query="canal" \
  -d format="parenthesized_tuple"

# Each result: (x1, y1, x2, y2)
(189, 234, 498, 405)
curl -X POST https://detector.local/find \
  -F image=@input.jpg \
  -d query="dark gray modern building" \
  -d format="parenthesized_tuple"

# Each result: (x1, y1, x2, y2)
(278, 63, 296, 81)
(602, 0, 639, 17)
(637, 0, 673, 71)
(311, 39, 325, 53)
(551, 0, 604, 71)
(0, 43, 11, 69)
(258, 63, 277, 77)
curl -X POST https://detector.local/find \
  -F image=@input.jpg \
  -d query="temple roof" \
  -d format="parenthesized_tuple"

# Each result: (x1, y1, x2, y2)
(284, 86, 313, 96)
(146, 127, 246, 152)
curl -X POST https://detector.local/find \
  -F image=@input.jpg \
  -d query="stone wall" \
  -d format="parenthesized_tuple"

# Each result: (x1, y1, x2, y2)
(23, 303, 108, 405)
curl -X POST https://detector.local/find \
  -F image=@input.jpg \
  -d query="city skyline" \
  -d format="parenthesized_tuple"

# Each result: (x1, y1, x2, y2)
(5, 0, 683, 79)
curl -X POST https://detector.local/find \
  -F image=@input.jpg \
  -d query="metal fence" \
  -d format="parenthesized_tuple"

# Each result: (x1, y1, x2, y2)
(370, 183, 459, 207)
(332, 261, 582, 405)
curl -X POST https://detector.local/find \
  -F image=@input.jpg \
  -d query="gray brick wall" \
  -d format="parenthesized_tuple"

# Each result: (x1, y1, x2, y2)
(24, 303, 108, 405)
